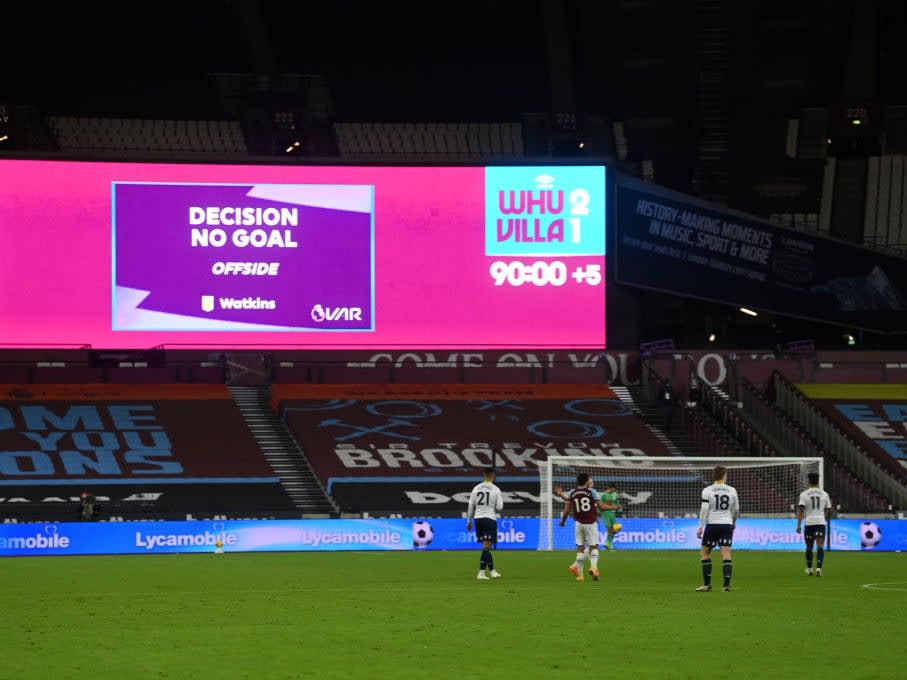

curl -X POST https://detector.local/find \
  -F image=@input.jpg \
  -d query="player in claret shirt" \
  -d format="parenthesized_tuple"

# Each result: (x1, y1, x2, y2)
(558, 473, 622, 582)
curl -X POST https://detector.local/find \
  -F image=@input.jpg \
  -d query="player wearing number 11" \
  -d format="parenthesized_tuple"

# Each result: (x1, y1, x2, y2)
(796, 472, 832, 576)
(696, 465, 739, 592)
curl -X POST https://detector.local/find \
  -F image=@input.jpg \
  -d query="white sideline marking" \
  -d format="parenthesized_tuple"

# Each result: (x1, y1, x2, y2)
(861, 582, 907, 592)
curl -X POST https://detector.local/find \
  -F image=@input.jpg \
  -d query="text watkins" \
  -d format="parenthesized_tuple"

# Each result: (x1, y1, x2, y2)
(219, 297, 276, 310)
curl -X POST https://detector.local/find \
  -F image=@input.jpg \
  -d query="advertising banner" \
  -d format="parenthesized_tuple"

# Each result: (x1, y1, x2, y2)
(1, 517, 903, 556)
(0, 161, 606, 348)
(548, 518, 907, 551)
(327, 480, 699, 518)
(615, 179, 907, 332)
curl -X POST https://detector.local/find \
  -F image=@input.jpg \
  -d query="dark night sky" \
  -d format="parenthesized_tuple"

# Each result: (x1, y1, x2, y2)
(5, 1, 905, 124)
(5, 2, 550, 120)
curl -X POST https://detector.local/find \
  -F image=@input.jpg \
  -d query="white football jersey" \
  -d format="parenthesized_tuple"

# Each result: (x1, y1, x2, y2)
(467, 481, 503, 520)
(798, 487, 831, 525)
(700, 483, 739, 525)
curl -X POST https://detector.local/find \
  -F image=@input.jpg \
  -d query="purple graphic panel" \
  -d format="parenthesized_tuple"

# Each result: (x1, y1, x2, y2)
(113, 182, 374, 331)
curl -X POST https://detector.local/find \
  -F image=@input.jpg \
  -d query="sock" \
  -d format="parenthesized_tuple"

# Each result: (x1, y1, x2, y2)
(701, 559, 712, 586)
(722, 560, 733, 587)
(480, 549, 492, 570)
(805, 548, 813, 568)
(589, 549, 599, 570)
(583, 547, 590, 560)
(486, 549, 494, 571)
(576, 552, 586, 568)
(816, 547, 824, 569)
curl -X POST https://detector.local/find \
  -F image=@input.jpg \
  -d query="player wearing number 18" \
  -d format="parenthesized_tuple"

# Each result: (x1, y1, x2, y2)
(696, 465, 739, 592)
(558, 473, 622, 582)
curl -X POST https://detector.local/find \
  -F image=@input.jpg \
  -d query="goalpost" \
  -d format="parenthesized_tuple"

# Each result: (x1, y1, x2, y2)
(538, 456, 823, 551)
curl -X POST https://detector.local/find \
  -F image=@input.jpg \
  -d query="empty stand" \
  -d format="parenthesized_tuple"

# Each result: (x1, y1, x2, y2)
(103, 367, 182, 384)
(272, 384, 674, 517)
(228, 385, 337, 516)
(631, 363, 826, 514)
(0, 366, 32, 384)
(332, 121, 524, 159)
(771, 372, 907, 508)
(864, 154, 907, 254)
(0, 350, 225, 386)
(31, 366, 106, 384)
(0, 384, 297, 521)
(47, 116, 249, 154)
(796, 382, 907, 479)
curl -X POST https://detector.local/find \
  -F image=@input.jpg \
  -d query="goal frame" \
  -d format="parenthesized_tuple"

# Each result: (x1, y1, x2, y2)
(538, 456, 824, 551)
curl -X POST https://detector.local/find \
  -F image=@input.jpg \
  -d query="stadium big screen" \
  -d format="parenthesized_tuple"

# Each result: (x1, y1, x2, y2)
(0, 161, 607, 348)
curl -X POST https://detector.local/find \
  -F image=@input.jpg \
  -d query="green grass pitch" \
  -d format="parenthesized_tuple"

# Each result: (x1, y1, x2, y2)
(1, 550, 904, 679)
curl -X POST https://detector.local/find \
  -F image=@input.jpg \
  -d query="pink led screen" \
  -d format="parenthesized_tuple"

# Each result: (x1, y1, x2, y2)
(0, 160, 606, 348)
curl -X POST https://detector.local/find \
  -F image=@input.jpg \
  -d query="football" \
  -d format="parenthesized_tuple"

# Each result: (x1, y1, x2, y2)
(413, 521, 434, 548)
(860, 521, 881, 549)
(612, 523, 622, 533)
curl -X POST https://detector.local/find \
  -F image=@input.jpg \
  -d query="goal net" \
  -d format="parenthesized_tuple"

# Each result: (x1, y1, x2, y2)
(538, 456, 823, 550)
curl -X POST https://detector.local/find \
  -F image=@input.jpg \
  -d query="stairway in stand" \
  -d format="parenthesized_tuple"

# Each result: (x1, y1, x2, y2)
(611, 385, 698, 456)
(228, 385, 338, 516)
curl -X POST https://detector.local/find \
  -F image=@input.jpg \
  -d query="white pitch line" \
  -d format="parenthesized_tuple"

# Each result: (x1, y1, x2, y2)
(860, 582, 907, 592)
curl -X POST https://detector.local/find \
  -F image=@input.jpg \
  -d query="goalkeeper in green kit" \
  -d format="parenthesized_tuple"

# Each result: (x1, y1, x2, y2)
(599, 483, 623, 549)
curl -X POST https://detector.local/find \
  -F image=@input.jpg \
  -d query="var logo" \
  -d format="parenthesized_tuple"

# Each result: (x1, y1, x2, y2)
(311, 304, 362, 322)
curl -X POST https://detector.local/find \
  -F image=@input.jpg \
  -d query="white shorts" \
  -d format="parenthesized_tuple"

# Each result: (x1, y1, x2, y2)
(574, 522, 600, 547)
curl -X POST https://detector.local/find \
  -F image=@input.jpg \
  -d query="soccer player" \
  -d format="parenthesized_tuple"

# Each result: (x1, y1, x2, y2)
(600, 483, 622, 550)
(466, 467, 504, 580)
(558, 473, 622, 582)
(796, 472, 832, 576)
(554, 482, 623, 553)
(696, 465, 739, 592)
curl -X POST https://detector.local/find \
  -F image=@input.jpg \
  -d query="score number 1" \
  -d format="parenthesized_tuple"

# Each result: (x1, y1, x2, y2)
(489, 261, 602, 287)
(569, 188, 589, 243)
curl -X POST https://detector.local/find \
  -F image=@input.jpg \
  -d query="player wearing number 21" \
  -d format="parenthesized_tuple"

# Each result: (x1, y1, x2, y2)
(696, 465, 739, 592)
(558, 474, 622, 582)
(467, 467, 504, 581)
(796, 472, 832, 577)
